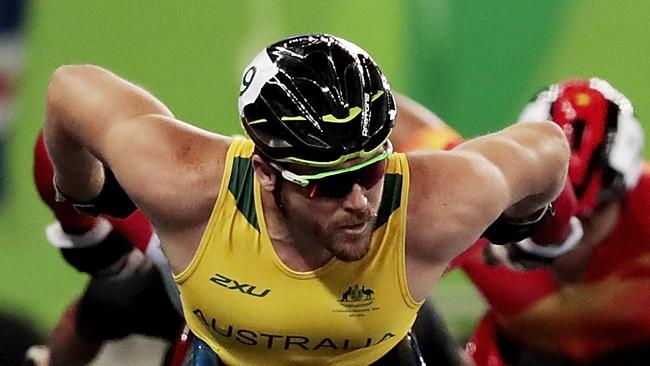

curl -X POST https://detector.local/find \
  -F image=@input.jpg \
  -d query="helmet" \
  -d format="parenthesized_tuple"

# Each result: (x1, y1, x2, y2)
(238, 34, 396, 167)
(519, 78, 644, 217)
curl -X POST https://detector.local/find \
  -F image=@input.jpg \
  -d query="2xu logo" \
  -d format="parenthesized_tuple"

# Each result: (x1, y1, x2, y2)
(210, 273, 271, 298)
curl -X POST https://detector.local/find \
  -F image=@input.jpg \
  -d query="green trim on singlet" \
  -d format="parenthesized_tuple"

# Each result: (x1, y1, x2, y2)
(375, 173, 402, 230)
(228, 157, 260, 231)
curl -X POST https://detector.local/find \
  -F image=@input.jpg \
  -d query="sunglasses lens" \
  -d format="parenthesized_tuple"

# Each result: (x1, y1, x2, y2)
(308, 176, 354, 199)
(308, 160, 387, 199)
(357, 159, 386, 189)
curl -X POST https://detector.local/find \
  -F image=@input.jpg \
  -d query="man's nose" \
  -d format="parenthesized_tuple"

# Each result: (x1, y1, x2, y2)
(342, 183, 369, 211)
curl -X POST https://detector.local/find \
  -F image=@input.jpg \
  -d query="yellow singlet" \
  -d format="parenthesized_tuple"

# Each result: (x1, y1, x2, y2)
(174, 139, 421, 366)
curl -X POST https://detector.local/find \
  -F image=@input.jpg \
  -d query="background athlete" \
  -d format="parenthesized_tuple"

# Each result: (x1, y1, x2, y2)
(456, 78, 648, 366)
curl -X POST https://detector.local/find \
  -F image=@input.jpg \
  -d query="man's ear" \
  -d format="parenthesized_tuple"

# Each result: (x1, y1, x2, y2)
(252, 155, 277, 192)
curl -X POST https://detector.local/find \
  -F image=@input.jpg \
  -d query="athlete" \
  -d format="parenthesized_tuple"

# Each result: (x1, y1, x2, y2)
(455, 78, 649, 366)
(29, 116, 465, 366)
(27, 133, 183, 366)
(41, 33, 569, 365)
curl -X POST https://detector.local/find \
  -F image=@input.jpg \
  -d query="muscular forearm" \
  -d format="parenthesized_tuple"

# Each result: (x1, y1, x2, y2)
(461, 121, 570, 219)
(44, 121, 104, 201)
(43, 66, 109, 200)
(34, 132, 98, 231)
(43, 65, 174, 201)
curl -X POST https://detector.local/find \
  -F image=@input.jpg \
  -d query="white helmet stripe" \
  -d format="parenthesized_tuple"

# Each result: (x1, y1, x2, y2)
(238, 49, 280, 116)
(609, 112, 644, 189)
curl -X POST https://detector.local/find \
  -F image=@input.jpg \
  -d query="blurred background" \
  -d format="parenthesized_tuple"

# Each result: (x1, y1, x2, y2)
(2, 0, 650, 362)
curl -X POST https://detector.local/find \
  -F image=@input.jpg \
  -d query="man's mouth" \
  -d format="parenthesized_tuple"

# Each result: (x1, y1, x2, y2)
(340, 222, 367, 235)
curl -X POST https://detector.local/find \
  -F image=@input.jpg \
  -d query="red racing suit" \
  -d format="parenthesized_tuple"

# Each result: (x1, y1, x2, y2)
(454, 165, 650, 364)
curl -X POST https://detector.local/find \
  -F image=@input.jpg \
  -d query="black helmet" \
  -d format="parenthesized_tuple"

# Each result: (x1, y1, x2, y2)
(238, 34, 396, 167)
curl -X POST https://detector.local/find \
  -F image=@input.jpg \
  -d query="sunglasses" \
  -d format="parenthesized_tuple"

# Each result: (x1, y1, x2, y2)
(269, 141, 393, 199)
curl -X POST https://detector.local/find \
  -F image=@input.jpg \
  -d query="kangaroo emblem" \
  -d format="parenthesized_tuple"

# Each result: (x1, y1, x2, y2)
(341, 286, 353, 302)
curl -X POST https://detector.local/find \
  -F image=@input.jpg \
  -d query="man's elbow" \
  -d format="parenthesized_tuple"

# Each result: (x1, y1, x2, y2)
(540, 120, 570, 174)
(522, 121, 570, 171)
(49, 64, 107, 95)
(541, 120, 567, 146)
(46, 65, 97, 120)
(533, 121, 570, 198)
(47, 65, 81, 109)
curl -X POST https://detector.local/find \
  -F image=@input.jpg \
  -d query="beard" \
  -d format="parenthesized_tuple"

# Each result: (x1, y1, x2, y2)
(328, 232, 373, 262)
(284, 201, 379, 262)
(327, 210, 378, 261)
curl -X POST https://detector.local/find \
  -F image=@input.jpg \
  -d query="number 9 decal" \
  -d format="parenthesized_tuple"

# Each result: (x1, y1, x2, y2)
(237, 49, 279, 115)
(239, 66, 257, 96)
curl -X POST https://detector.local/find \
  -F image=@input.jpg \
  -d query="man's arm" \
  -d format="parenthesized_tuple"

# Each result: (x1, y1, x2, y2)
(34, 131, 153, 270)
(42, 65, 230, 249)
(391, 97, 580, 272)
(407, 121, 570, 266)
(43, 65, 174, 200)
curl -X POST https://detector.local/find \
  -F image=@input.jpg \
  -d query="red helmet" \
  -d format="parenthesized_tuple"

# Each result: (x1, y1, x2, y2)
(519, 78, 644, 217)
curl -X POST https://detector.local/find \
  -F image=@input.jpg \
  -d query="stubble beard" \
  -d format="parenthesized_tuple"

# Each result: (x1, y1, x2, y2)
(329, 229, 373, 261)
(281, 192, 379, 263)
(326, 208, 378, 262)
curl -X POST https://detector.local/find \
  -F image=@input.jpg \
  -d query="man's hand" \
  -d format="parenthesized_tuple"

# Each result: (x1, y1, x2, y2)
(484, 181, 584, 270)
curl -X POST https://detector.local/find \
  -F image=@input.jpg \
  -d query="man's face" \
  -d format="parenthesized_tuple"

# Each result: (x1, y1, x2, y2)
(282, 178, 384, 262)
(273, 151, 388, 262)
